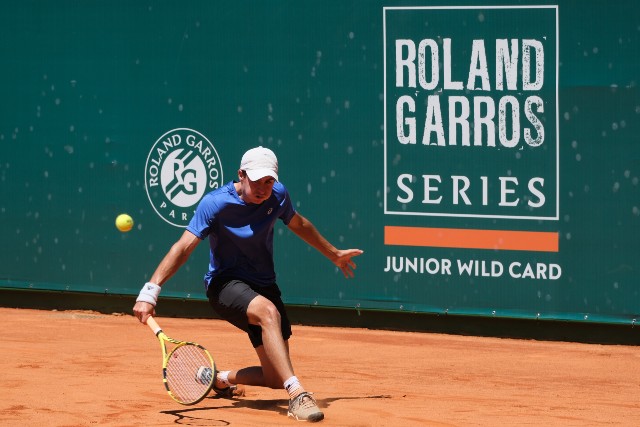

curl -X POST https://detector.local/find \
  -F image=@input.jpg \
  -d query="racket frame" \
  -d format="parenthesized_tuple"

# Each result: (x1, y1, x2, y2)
(146, 316, 216, 405)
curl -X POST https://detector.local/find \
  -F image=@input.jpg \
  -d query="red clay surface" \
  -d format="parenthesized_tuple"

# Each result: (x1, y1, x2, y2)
(2, 307, 639, 426)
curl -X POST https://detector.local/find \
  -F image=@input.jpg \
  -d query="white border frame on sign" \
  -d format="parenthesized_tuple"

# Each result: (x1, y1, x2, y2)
(382, 5, 560, 221)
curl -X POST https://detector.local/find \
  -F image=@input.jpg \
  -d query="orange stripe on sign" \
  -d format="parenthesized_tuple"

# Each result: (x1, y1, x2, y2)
(384, 226, 559, 252)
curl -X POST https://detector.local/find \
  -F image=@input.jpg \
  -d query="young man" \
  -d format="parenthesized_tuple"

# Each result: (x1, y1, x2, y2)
(133, 146, 363, 423)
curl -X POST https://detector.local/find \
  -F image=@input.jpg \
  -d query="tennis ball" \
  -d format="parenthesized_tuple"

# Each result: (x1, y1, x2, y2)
(115, 213, 134, 232)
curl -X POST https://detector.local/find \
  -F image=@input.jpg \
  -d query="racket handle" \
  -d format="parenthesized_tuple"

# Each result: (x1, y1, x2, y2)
(146, 315, 162, 335)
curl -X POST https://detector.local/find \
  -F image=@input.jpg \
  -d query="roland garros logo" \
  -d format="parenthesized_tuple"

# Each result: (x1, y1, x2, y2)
(145, 128, 223, 227)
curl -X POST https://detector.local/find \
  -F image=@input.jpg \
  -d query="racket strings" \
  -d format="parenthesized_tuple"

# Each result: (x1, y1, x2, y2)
(165, 344, 214, 403)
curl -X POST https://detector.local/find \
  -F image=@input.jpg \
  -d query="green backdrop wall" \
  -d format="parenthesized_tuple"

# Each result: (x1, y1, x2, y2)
(1, 0, 639, 326)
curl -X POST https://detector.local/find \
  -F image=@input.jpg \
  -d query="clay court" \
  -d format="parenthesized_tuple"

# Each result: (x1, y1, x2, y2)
(2, 307, 639, 426)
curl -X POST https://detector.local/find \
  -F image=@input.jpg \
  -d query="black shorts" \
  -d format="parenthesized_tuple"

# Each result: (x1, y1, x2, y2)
(206, 276, 292, 348)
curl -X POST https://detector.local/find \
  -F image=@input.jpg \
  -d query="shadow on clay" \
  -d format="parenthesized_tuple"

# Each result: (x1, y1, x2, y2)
(160, 394, 392, 425)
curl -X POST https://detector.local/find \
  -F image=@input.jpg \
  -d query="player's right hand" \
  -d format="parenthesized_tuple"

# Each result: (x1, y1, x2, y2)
(133, 301, 156, 324)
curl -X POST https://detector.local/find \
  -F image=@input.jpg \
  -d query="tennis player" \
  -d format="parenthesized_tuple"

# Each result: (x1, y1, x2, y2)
(133, 146, 363, 422)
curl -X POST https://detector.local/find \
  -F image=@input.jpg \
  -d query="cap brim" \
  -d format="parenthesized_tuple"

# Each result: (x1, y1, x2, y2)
(245, 168, 278, 181)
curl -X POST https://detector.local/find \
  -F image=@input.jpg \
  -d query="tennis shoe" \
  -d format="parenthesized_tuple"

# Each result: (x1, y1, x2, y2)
(197, 366, 245, 398)
(213, 383, 245, 398)
(288, 392, 324, 422)
(195, 366, 213, 385)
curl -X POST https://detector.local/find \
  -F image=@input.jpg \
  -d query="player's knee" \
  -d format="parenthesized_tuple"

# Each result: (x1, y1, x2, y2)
(259, 304, 281, 328)
(249, 299, 281, 328)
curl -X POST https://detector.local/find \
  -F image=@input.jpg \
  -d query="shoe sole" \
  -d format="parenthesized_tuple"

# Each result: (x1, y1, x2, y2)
(287, 411, 324, 422)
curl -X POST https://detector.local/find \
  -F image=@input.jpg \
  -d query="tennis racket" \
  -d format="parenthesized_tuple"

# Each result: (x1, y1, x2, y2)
(146, 316, 216, 405)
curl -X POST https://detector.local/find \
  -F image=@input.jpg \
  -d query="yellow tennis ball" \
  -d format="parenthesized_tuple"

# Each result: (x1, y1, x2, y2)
(115, 213, 134, 232)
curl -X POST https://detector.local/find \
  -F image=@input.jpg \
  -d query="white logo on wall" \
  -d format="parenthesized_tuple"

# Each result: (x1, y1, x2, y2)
(145, 128, 223, 227)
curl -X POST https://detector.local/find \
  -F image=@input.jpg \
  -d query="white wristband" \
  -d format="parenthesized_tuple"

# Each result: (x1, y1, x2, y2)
(136, 282, 161, 306)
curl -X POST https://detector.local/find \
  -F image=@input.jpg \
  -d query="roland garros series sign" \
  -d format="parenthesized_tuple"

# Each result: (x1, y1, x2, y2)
(384, 6, 559, 221)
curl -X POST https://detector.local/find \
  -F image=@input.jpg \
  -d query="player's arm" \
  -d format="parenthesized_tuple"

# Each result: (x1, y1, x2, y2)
(286, 212, 363, 278)
(133, 230, 201, 323)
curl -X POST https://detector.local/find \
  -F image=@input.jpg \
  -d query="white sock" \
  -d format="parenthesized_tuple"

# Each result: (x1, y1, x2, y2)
(284, 375, 303, 399)
(217, 370, 232, 386)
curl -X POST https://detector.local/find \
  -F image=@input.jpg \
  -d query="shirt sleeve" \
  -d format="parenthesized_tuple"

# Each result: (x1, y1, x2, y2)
(186, 192, 219, 239)
(278, 184, 297, 225)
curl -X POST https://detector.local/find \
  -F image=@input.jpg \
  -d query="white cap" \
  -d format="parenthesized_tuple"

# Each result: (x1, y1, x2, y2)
(240, 146, 279, 181)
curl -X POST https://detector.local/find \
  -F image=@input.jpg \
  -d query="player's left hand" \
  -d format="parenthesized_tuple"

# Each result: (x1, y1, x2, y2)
(333, 249, 364, 278)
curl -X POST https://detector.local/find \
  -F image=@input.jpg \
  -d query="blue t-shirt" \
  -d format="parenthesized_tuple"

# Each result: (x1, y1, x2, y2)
(186, 180, 296, 288)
